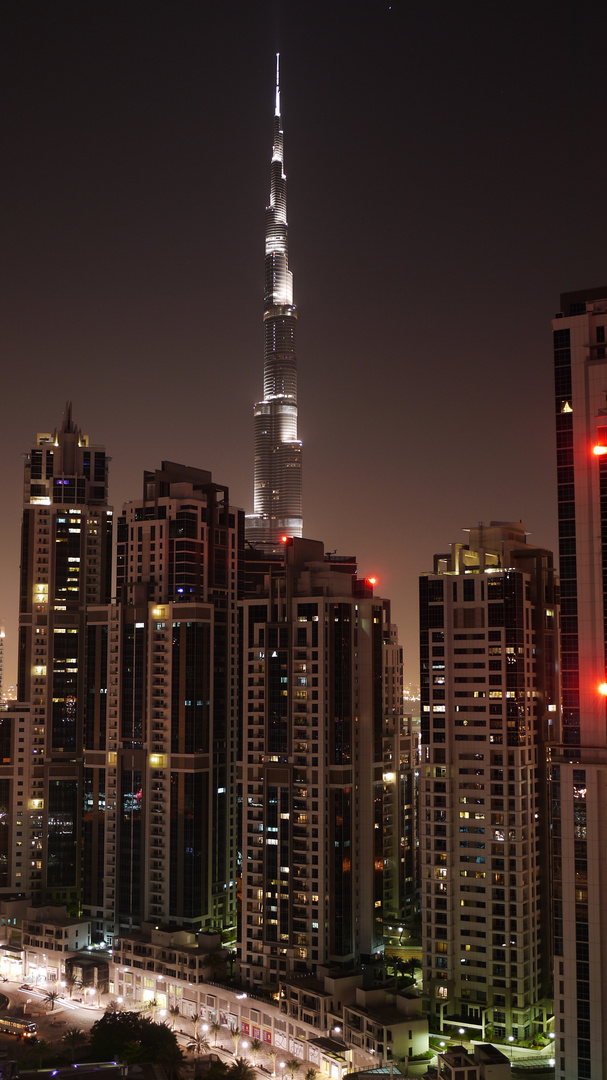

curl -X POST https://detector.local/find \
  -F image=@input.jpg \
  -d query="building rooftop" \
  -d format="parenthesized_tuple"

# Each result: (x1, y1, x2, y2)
(473, 1043, 509, 1065)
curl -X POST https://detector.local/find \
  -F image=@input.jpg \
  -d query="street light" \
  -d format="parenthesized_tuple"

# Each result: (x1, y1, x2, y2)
(508, 1035, 515, 1059)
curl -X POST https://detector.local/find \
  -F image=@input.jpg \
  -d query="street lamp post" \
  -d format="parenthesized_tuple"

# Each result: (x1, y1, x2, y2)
(508, 1036, 515, 1059)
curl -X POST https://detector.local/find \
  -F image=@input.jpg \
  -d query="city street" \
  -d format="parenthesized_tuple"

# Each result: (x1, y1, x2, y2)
(1, 979, 104, 1040)
(0, 980, 300, 1079)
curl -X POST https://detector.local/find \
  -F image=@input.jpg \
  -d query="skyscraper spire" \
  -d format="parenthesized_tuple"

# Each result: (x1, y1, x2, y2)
(247, 54, 303, 546)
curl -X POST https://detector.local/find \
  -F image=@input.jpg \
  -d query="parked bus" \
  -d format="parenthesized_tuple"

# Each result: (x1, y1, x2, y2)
(0, 1017, 37, 1038)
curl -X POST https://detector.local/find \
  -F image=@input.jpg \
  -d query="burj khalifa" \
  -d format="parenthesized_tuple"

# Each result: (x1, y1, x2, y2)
(246, 55, 303, 546)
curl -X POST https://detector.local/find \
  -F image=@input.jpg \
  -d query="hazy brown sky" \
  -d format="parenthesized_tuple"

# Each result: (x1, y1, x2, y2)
(2, 1, 607, 686)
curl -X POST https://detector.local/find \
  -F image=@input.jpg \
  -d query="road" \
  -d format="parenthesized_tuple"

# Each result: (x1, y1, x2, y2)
(0, 981, 276, 1073)
(0, 981, 349, 1080)
(0, 979, 104, 1045)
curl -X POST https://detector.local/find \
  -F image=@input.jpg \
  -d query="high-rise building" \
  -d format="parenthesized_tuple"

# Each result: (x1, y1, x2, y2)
(550, 287, 607, 1080)
(0, 701, 31, 895)
(83, 462, 243, 941)
(419, 522, 558, 1040)
(17, 404, 112, 905)
(247, 55, 303, 547)
(239, 537, 401, 990)
(382, 626, 420, 931)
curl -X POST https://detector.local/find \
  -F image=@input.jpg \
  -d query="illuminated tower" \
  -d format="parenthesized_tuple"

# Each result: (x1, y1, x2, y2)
(550, 288, 607, 1080)
(83, 462, 243, 940)
(420, 522, 557, 1041)
(247, 54, 303, 546)
(17, 403, 112, 904)
(239, 538, 396, 989)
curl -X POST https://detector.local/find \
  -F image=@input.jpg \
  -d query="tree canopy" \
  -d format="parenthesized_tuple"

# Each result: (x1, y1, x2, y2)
(89, 1011, 184, 1078)
(228, 1058, 257, 1080)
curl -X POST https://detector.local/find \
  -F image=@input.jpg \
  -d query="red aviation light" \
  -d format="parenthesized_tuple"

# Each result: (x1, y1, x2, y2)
(281, 535, 289, 544)
(594, 426, 607, 455)
(367, 577, 377, 586)
(599, 683, 607, 696)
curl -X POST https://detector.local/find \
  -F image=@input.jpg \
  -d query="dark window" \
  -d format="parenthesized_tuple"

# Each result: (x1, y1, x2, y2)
(463, 579, 475, 602)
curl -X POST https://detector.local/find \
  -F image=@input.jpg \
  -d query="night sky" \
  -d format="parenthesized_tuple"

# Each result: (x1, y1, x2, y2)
(2, 1, 607, 689)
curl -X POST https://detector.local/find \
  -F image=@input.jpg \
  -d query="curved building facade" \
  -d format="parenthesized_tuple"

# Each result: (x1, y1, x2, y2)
(247, 55, 303, 546)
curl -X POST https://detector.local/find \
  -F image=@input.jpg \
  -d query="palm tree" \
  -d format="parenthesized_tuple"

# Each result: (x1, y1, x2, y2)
(193, 1015, 207, 1038)
(202, 950, 226, 981)
(63, 1027, 87, 1063)
(230, 1025, 242, 1056)
(188, 1033, 212, 1056)
(397, 956, 420, 986)
(228, 1058, 257, 1080)
(284, 1058, 301, 1080)
(63, 971, 82, 1000)
(249, 1038, 262, 1062)
(204, 1063, 230, 1080)
(169, 1005, 181, 1030)
(141, 997, 158, 1022)
(29, 1037, 51, 1068)
(210, 1021, 222, 1047)
(44, 988, 59, 1011)
(305, 1070, 317, 1080)
(268, 1050, 279, 1077)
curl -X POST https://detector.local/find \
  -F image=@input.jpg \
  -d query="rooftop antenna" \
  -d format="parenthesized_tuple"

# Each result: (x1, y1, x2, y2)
(275, 52, 280, 116)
